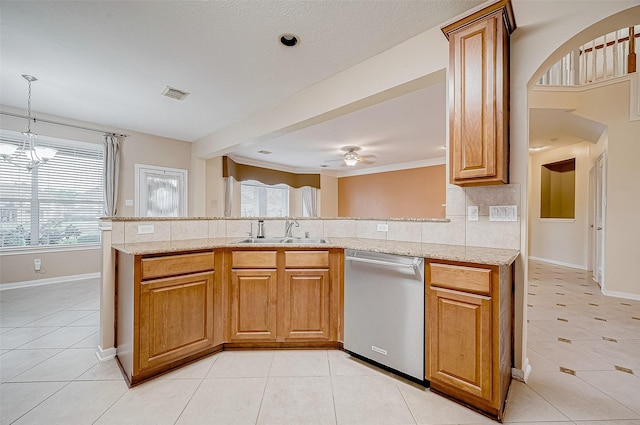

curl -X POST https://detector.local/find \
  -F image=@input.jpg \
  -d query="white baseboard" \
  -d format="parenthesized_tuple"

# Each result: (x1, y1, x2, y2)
(512, 358, 532, 383)
(528, 256, 587, 271)
(0, 272, 101, 291)
(96, 345, 116, 362)
(602, 288, 640, 301)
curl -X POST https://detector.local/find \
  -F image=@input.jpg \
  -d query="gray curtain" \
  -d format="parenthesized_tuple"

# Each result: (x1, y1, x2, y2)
(224, 176, 233, 217)
(302, 186, 317, 217)
(103, 134, 120, 216)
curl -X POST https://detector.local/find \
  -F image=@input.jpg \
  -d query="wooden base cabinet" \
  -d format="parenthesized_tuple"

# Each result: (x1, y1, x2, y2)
(115, 247, 343, 385)
(426, 260, 513, 421)
(227, 249, 341, 347)
(116, 251, 220, 386)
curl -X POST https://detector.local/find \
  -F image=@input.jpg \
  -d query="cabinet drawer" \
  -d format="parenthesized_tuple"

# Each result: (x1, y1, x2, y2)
(232, 251, 277, 268)
(285, 251, 329, 268)
(141, 252, 214, 280)
(429, 263, 491, 295)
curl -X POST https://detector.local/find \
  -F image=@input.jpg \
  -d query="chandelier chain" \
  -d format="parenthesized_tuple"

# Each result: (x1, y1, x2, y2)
(26, 77, 33, 133)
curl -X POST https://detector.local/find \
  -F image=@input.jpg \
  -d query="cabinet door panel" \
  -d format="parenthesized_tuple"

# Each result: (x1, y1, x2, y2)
(427, 287, 492, 401)
(230, 270, 278, 341)
(450, 17, 497, 181)
(139, 271, 214, 371)
(283, 270, 330, 340)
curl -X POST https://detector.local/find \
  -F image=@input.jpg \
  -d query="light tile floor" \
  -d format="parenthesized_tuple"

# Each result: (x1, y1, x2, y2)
(1, 261, 639, 424)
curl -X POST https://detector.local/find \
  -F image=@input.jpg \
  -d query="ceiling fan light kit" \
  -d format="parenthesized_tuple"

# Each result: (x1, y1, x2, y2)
(343, 150, 359, 166)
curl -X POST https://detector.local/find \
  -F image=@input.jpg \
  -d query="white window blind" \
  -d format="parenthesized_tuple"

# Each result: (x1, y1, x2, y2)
(240, 180, 289, 217)
(0, 134, 104, 249)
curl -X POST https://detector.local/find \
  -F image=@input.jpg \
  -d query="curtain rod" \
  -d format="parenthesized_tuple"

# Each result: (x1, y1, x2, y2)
(0, 111, 129, 138)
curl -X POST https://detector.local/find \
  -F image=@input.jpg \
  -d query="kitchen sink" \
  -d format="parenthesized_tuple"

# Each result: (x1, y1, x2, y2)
(235, 237, 330, 244)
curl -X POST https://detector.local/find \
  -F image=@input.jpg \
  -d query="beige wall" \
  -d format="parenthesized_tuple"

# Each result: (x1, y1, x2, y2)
(205, 157, 225, 217)
(0, 107, 192, 284)
(117, 132, 192, 216)
(319, 174, 338, 217)
(337, 165, 446, 218)
(529, 142, 592, 269)
(530, 78, 640, 297)
(569, 80, 640, 297)
(510, 1, 640, 372)
(0, 248, 101, 285)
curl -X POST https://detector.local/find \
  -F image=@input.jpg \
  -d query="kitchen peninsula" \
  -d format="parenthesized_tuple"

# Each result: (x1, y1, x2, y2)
(100, 216, 519, 420)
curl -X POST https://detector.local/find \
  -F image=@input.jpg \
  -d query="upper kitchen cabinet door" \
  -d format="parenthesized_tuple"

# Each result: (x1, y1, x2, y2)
(443, 0, 515, 186)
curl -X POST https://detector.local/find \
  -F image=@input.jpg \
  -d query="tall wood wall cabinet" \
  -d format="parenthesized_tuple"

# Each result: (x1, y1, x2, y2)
(442, 0, 516, 186)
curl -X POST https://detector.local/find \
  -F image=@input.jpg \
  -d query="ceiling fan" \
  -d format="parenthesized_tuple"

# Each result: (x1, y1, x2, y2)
(323, 146, 376, 168)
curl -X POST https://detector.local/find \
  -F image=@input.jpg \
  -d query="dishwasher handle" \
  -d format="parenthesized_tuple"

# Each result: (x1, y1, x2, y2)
(346, 255, 423, 277)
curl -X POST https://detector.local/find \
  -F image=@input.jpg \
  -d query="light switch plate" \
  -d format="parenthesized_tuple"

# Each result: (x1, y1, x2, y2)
(468, 206, 479, 221)
(138, 224, 155, 234)
(489, 205, 518, 222)
(377, 223, 388, 232)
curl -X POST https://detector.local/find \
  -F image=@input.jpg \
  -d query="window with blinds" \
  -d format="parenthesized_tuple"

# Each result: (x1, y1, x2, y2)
(0, 133, 104, 249)
(240, 180, 289, 217)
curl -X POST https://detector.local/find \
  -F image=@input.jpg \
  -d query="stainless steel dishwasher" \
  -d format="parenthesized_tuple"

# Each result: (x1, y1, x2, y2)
(343, 249, 425, 383)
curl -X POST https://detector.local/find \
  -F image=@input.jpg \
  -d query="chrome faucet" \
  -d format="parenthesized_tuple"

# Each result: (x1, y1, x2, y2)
(284, 218, 299, 237)
(256, 220, 265, 238)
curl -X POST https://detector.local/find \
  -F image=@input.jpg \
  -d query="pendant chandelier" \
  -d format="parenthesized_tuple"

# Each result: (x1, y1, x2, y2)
(0, 75, 57, 171)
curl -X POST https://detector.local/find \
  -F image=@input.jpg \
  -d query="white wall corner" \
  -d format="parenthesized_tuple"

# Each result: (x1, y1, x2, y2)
(528, 256, 588, 271)
(511, 358, 532, 383)
(96, 345, 117, 362)
(601, 288, 640, 301)
(630, 72, 640, 121)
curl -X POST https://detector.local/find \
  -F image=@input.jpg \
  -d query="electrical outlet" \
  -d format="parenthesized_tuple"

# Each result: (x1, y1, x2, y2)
(377, 223, 388, 232)
(468, 206, 479, 221)
(137, 224, 155, 234)
(490, 205, 518, 222)
(125, 199, 134, 207)
(34, 258, 41, 271)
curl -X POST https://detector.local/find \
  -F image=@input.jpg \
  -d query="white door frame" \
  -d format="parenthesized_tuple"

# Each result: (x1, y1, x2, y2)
(592, 152, 606, 288)
(135, 164, 188, 217)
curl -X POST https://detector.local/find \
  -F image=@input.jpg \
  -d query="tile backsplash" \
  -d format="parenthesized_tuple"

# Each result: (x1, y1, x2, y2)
(105, 183, 521, 250)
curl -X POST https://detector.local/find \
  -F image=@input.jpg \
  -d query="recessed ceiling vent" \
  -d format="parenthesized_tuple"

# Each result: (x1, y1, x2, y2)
(161, 86, 190, 101)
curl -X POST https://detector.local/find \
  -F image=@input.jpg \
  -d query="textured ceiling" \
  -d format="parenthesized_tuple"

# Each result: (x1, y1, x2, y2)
(231, 80, 448, 173)
(0, 1, 485, 170)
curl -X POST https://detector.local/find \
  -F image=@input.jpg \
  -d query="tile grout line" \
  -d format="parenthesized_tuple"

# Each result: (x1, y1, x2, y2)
(253, 350, 275, 425)
(394, 380, 419, 425)
(8, 379, 75, 425)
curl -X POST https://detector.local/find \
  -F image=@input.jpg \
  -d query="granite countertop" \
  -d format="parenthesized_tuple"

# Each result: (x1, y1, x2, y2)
(103, 216, 449, 223)
(112, 237, 519, 266)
